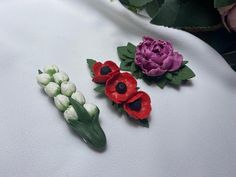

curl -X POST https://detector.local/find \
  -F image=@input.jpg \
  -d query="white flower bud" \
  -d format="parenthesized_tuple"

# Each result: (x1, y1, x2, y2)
(36, 73, 52, 87)
(53, 72, 69, 85)
(43, 65, 59, 76)
(44, 82, 60, 97)
(71, 91, 86, 105)
(83, 103, 99, 118)
(61, 81, 76, 97)
(64, 105, 78, 122)
(54, 94, 70, 111)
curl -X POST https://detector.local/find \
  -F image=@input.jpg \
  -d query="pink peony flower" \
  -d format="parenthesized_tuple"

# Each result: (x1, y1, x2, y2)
(135, 36, 183, 77)
(218, 3, 236, 32)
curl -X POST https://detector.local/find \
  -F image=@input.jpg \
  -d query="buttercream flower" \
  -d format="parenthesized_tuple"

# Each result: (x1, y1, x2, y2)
(218, 3, 236, 31)
(105, 72, 137, 104)
(92, 60, 120, 83)
(43, 65, 59, 76)
(53, 72, 69, 85)
(36, 73, 52, 87)
(83, 103, 99, 118)
(44, 82, 60, 97)
(71, 91, 86, 105)
(123, 91, 151, 120)
(135, 36, 183, 77)
(54, 94, 70, 111)
(61, 81, 76, 97)
(64, 105, 78, 122)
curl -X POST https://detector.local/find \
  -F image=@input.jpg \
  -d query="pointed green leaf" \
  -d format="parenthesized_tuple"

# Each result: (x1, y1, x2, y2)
(178, 65, 195, 80)
(130, 62, 137, 72)
(94, 85, 105, 94)
(165, 72, 173, 80)
(87, 59, 97, 76)
(156, 78, 168, 89)
(127, 42, 136, 54)
(120, 61, 131, 71)
(169, 75, 182, 86)
(69, 98, 92, 123)
(138, 119, 149, 128)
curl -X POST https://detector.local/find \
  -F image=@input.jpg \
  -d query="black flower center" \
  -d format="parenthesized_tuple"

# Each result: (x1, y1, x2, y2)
(100, 66, 112, 75)
(128, 99, 142, 111)
(115, 82, 127, 94)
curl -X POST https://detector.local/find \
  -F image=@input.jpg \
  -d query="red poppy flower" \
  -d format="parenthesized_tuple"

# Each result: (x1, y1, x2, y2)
(123, 91, 151, 120)
(92, 61, 120, 83)
(105, 72, 137, 104)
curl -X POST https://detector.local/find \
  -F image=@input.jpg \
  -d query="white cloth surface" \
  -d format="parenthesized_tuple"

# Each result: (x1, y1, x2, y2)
(0, 0, 236, 177)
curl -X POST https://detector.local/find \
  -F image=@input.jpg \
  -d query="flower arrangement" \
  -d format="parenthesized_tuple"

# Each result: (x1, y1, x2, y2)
(36, 65, 106, 150)
(117, 36, 195, 88)
(87, 59, 152, 127)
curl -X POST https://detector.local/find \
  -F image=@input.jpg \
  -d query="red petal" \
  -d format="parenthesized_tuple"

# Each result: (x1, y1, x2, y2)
(124, 91, 151, 120)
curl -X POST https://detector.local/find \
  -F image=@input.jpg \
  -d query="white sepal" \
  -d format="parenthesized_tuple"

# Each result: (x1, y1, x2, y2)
(54, 94, 70, 111)
(44, 82, 60, 97)
(61, 81, 76, 97)
(43, 65, 59, 76)
(36, 73, 52, 87)
(64, 105, 78, 122)
(53, 72, 69, 85)
(83, 103, 99, 118)
(71, 91, 86, 105)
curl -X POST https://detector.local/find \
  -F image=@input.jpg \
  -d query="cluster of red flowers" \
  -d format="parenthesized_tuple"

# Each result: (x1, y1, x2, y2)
(92, 60, 151, 120)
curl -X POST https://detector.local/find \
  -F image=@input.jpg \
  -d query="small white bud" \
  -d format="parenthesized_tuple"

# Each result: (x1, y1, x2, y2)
(83, 103, 99, 118)
(64, 105, 78, 122)
(43, 65, 59, 76)
(71, 91, 86, 105)
(54, 94, 70, 111)
(44, 82, 60, 97)
(53, 72, 69, 85)
(61, 81, 76, 97)
(36, 73, 52, 87)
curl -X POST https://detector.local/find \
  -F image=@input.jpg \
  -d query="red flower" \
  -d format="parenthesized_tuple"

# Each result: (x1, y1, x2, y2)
(105, 72, 137, 104)
(123, 91, 151, 120)
(92, 61, 120, 83)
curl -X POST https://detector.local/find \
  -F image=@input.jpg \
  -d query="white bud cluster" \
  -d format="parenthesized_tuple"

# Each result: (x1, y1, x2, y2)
(37, 65, 99, 122)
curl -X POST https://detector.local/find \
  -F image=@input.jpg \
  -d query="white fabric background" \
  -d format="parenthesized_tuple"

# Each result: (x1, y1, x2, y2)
(0, 0, 236, 177)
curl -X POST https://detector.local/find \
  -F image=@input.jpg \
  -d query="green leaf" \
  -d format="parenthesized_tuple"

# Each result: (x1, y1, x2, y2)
(130, 62, 137, 72)
(69, 98, 92, 123)
(38, 69, 43, 74)
(128, 0, 153, 7)
(169, 75, 182, 86)
(94, 85, 105, 94)
(156, 78, 168, 89)
(178, 65, 195, 80)
(117, 46, 134, 59)
(120, 61, 131, 71)
(127, 42, 136, 54)
(151, 0, 221, 29)
(68, 111, 106, 150)
(87, 59, 97, 76)
(138, 119, 149, 128)
(214, 0, 236, 8)
(165, 72, 173, 80)
(146, 0, 164, 18)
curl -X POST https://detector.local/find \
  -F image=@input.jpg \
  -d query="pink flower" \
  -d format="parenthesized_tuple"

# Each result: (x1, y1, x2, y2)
(218, 3, 236, 32)
(135, 36, 183, 77)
